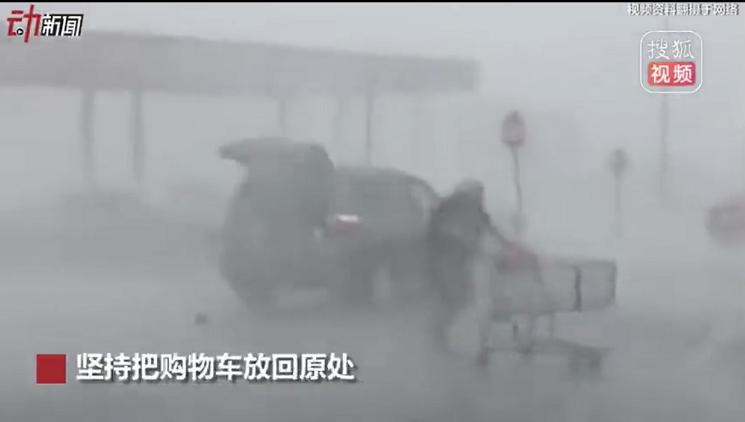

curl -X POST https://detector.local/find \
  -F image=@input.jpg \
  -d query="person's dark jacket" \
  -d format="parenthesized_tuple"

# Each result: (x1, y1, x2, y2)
(427, 191, 495, 250)
(425, 191, 495, 301)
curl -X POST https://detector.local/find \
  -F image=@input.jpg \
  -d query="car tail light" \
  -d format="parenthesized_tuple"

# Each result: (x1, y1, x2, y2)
(334, 214, 361, 224)
(324, 213, 362, 237)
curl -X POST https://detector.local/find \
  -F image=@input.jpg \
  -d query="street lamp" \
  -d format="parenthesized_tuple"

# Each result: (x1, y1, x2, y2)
(607, 147, 630, 236)
(501, 109, 527, 234)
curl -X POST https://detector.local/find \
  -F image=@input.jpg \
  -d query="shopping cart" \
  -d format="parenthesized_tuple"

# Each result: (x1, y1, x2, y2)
(470, 236, 618, 376)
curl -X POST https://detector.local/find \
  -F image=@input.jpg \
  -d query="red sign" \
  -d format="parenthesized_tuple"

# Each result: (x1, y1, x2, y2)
(608, 149, 629, 176)
(6, 4, 84, 43)
(501, 110, 525, 148)
(648, 62, 696, 86)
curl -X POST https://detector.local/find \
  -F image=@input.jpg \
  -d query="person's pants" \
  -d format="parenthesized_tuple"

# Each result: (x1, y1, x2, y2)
(430, 250, 498, 360)
(429, 266, 470, 353)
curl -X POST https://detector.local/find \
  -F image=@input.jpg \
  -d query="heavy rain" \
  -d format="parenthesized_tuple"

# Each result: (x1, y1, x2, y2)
(1, 3, 744, 422)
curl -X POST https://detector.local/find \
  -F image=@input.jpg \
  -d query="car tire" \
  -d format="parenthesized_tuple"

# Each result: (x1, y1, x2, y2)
(223, 264, 274, 310)
(341, 242, 401, 308)
(370, 258, 394, 306)
(340, 250, 377, 307)
(388, 238, 430, 303)
(365, 245, 420, 308)
(347, 239, 429, 309)
(220, 238, 276, 312)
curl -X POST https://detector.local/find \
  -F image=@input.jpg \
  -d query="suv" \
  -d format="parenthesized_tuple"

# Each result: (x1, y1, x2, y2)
(219, 138, 440, 309)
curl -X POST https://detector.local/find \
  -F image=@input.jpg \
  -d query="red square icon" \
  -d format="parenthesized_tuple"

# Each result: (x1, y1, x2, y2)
(36, 354, 67, 384)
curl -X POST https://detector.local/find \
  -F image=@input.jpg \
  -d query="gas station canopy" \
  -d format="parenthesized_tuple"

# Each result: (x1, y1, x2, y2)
(0, 30, 479, 96)
(0, 30, 480, 188)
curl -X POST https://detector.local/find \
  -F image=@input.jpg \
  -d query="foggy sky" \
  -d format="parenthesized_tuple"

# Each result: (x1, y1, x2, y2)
(1, 3, 744, 214)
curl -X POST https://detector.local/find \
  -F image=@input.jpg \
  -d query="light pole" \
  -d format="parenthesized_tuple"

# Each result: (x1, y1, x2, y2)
(659, 15, 671, 207)
(501, 110, 527, 235)
(608, 148, 630, 236)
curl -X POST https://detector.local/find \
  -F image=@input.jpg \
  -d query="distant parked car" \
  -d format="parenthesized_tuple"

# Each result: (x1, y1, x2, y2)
(706, 193, 745, 244)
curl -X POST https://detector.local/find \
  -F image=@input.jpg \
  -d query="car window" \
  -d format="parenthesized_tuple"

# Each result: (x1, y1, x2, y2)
(334, 177, 407, 216)
(333, 174, 439, 226)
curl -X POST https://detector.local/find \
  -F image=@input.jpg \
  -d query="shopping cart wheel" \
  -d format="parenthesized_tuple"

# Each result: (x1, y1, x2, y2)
(517, 344, 536, 361)
(568, 352, 605, 379)
(568, 354, 583, 376)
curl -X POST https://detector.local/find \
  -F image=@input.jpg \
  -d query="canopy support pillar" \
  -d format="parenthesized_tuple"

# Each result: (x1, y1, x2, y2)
(130, 89, 145, 191)
(333, 97, 350, 147)
(277, 96, 290, 137)
(411, 95, 423, 166)
(364, 80, 376, 166)
(80, 89, 95, 190)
